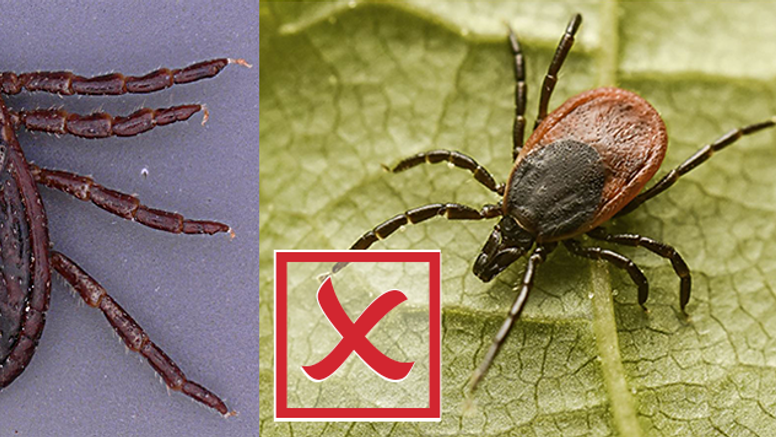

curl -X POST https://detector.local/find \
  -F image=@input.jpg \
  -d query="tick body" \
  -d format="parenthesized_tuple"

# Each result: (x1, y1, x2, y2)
(505, 87, 667, 242)
(333, 13, 776, 393)
(0, 57, 248, 416)
(0, 97, 50, 388)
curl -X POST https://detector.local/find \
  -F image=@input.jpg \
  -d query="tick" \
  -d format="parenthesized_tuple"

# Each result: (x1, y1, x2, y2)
(0, 57, 250, 416)
(331, 14, 776, 392)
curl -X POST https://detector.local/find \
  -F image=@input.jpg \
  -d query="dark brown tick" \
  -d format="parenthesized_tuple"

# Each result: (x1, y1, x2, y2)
(0, 57, 250, 416)
(331, 14, 776, 392)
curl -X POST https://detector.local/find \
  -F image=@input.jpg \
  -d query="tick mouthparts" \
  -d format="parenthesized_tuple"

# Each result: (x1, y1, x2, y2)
(473, 246, 528, 282)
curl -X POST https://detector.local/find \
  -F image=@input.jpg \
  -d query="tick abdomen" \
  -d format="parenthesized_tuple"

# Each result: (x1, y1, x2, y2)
(0, 154, 34, 362)
(0, 100, 50, 387)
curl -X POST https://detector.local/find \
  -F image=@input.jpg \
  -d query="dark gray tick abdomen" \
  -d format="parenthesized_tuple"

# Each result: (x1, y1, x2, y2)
(505, 139, 605, 240)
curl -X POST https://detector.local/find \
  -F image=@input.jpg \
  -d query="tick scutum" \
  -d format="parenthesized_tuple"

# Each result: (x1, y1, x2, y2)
(505, 139, 605, 241)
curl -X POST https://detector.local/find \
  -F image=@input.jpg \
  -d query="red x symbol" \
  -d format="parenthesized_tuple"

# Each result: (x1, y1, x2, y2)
(302, 277, 414, 382)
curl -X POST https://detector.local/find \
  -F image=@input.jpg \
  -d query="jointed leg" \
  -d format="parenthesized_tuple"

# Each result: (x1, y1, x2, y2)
(588, 228, 691, 312)
(0, 58, 250, 96)
(11, 104, 206, 139)
(51, 252, 234, 416)
(506, 23, 527, 160)
(467, 243, 554, 393)
(385, 150, 504, 195)
(619, 117, 776, 216)
(332, 203, 502, 273)
(564, 238, 649, 309)
(535, 14, 582, 129)
(31, 165, 229, 235)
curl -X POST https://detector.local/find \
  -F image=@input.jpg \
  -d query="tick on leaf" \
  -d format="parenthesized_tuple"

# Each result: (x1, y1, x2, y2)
(330, 13, 776, 393)
(0, 57, 250, 416)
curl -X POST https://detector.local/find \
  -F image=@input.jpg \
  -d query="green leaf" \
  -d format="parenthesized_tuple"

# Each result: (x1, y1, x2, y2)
(260, 2, 776, 435)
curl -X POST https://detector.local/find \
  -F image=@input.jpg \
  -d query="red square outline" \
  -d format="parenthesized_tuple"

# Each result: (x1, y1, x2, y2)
(274, 250, 441, 422)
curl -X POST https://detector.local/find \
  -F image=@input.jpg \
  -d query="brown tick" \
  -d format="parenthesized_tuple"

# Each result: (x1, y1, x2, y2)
(0, 57, 250, 416)
(331, 13, 776, 392)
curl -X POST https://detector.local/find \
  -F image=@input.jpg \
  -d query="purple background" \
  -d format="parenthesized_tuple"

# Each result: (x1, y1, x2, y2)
(0, 1, 259, 436)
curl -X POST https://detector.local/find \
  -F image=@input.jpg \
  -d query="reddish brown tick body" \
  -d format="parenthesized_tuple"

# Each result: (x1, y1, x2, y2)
(332, 13, 776, 393)
(506, 87, 667, 242)
(0, 57, 248, 416)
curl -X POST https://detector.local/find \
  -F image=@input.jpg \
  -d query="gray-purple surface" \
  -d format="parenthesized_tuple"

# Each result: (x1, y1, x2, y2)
(0, 1, 259, 436)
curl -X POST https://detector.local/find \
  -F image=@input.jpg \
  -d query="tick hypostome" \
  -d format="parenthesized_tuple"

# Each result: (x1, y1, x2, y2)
(330, 13, 776, 393)
(0, 57, 251, 416)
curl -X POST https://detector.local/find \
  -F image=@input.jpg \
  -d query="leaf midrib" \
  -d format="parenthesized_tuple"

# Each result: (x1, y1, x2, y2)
(590, 1, 642, 436)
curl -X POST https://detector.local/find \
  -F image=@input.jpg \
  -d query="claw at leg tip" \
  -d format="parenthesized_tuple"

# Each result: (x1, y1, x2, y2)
(201, 105, 210, 126)
(229, 58, 253, 68)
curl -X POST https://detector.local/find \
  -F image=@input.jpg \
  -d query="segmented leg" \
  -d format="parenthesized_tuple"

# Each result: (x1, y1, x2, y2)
(31, 165, 229, 235)
(535, 14, 582, 129)
(385, 150, 503, 195)
(506, 23, 527, 160)
(564, 239, 649, 309)
(467, 243, 554, 393)
(618, 118, 776, 216)
(0, 58, 251, 96)
(588, 228, 692, 312)
(332, 203, 502, 273)
(10, 104, 205, 139)
(50, 252, 234, 417)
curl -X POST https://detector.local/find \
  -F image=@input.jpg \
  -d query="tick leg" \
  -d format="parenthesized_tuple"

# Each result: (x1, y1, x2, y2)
(332, 203, 502, 273)
(619, 118, 776, 216)
(10, 105, 205, 139)
(50, 252, 234, 416)
(535, 14, 582, 129)
(506, 23, 527, 160)
(564, 239, 649, 310)
(31, 165, 229, 235)
(588, 228, 691, 313)
(467, 244, 553, 394)
(0, 58, 250, 96)
(386, 150, 503, 195)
